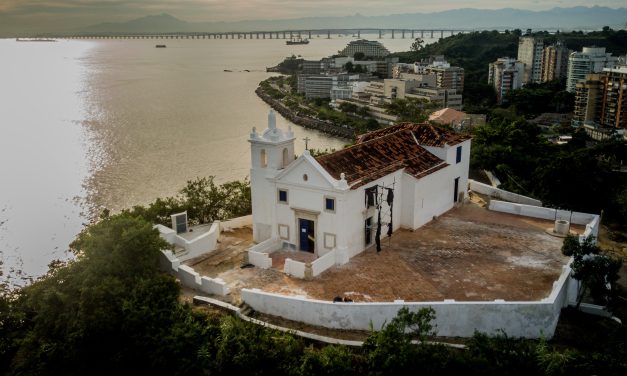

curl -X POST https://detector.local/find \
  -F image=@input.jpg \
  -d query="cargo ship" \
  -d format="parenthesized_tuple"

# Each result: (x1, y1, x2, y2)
(286, 37, 309, 45)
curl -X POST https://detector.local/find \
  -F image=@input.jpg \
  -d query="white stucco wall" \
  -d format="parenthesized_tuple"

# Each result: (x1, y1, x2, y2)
(158, 250, 229, 296)
(284, 258, 307, 278)
(220, 215, 252, 232)
(341, 170, 405, 259)
(410, 167, 455, 229)
(155, 222, 220, 262)
(469, 180, 542, 206)
(488, 201, 599, 226)
(241, 262, 574, 339)
(274, 159, 344, 257)
(311, 249, 336, 276)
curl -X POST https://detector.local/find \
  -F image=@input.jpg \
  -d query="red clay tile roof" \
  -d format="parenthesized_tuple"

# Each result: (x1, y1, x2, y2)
(315, 126, 449, 189)
(356, 122, 470, 147)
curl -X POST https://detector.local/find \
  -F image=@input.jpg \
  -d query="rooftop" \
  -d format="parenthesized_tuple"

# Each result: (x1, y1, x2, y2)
(315, 122, 470, 189)
(429, 108, 468, 124)
(187, 204, 580, 304)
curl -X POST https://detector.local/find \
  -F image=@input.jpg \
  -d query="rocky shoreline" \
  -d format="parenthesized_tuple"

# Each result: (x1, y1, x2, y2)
(255, 86, 356, 140)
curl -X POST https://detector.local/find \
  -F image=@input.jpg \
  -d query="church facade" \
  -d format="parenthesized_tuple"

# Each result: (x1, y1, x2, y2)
(249, 110, 471, 264)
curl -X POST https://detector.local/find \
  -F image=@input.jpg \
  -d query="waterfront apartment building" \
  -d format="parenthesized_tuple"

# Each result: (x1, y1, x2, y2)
(299, 74, 360, 99)
(488, 58, 524, 104)
(572, 67, 627, 129)
(566, 47, 619, 92)
(541, 42, 570, 82)
(340, 39, 390, 58)
(517, 36, 544, 84)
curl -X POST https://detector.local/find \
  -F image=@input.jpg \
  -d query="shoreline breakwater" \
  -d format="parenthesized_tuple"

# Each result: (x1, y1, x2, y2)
(255, 86, 355, 140)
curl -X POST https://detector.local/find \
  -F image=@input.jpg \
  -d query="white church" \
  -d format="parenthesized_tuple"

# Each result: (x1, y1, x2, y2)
(249, 110, 471, 265)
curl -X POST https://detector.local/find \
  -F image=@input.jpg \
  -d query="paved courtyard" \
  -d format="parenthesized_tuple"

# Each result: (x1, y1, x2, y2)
(186, 204, 579, 304)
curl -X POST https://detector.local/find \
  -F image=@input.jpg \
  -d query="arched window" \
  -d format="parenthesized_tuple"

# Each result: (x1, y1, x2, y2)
(260, 149, 267, 167)
(282, 148, 289, 168)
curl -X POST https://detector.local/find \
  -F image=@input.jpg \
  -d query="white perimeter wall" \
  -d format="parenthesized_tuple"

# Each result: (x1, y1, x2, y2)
(488, 200, 599, 239)
(159, 250, 229, 296)
(241, 261, 575, 339)
(155, 222, 220, 262)
(469, 180, 542, 206)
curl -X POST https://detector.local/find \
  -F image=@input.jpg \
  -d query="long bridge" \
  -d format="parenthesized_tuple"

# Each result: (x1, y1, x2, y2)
(61, 28, 475, 40)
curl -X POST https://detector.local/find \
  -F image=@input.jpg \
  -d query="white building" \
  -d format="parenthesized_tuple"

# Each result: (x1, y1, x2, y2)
(249, 111, 471, 264)
(489, 57, 524, 104)
(517, 35, 544, 84)
(566, 47, 620, 92)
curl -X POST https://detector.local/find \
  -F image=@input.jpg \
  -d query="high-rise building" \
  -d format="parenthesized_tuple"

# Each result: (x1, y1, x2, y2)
(517, 36, 544, 84)
(599, 66, 627, 129)
(541, 42, 570, 82)
(566, 47, 619, 92)
(488, 58, 524, 104)
(572, 73, 604, 128)
(572, 66, 627, 130)
(425, 64, 465, 92)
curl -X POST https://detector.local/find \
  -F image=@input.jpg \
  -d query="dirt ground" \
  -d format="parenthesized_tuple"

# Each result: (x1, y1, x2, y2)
(188, 204, 578, 304)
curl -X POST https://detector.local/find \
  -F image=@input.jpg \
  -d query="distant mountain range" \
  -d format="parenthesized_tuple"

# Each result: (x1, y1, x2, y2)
(81, 7, 627, 34)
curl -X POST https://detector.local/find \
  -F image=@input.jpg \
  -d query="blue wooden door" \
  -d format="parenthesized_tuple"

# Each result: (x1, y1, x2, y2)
(299, 219, 310, 252)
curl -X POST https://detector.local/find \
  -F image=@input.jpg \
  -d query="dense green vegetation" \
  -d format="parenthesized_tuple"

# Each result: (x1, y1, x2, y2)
(470, 114, 627, 224)
(503, 79, 574, 117)
(1, 214, 624, 374)
(383, 97, 438, 122)
(121, 176, 251, 226)
(562, 235, 623, 309)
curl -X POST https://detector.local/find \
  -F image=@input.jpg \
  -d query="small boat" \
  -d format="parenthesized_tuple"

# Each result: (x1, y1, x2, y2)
(286, 36, 309, 45)
(155, 44, 166, 48)
(224, 69, 232, 72)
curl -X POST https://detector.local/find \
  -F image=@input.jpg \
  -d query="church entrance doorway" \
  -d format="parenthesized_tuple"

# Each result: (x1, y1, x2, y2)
(299, 218, 315, 253)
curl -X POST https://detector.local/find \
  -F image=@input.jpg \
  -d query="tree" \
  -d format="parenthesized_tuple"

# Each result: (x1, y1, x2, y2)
(3, 214, 213, 375)
(384, 98, 434, 122)
(363, 307, 436, 373)
(410, 37, 424, 51)
(123, 177, 252, 226)
(353, 52, 365, 60)
(339, 102, 358, 114)
(562, 235, 623, 309)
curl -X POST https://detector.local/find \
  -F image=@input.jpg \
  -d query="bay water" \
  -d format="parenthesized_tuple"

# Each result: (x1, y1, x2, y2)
(0, 35, 434, 285)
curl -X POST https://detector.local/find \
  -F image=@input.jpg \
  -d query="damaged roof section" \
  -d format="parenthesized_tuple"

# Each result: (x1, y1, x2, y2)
(356, 122, 471, 147)
(316, 123, 456, 189)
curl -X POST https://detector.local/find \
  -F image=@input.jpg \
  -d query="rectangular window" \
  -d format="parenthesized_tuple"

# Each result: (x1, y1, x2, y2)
(456, 145, 462, 164)
(278, 189, 288, 203)
(325, 197, 335, 212)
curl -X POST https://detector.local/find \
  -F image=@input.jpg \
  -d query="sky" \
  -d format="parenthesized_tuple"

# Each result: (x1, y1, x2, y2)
(0, 0, 625, 33)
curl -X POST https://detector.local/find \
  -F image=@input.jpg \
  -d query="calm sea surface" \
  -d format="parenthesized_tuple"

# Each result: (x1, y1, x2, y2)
(0, 35, 434, 285)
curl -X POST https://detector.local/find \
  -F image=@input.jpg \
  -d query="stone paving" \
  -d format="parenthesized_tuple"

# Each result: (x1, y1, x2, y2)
(186, 204, 580, 304)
